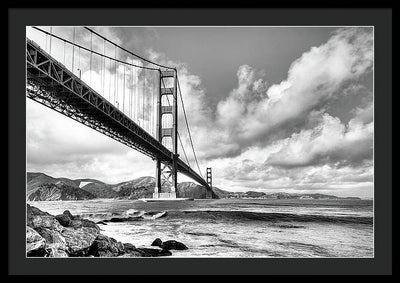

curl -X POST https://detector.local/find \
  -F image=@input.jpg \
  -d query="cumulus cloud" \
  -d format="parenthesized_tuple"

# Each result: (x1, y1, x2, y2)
(212, 27, 373, 156)
(144, 28, 374, 161)
(265, 111, 373, 168)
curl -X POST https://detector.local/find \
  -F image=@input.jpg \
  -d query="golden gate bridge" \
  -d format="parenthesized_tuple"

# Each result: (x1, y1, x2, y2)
(26, 26, 213, 199)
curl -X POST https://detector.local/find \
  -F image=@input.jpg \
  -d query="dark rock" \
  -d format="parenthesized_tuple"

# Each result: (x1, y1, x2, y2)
(151, 238, 163, 247)
(96, 221, 108, 225)
(55, 210, 73, 227)
(135, 248, 172, 257)
(63, 210, 74, 219)
(27, 248, 49, 257)
(56, 210, 100, 231)
(88, 234, 125, 257)
(106, 216, 141, 222)
(26, 205, 145, 258)
(151, 238, 188, 250)
(69, 219, 100, 231)
(123, 243, 136, 252)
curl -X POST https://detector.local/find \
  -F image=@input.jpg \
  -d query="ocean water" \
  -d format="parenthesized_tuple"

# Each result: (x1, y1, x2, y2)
(27, 198, 373, 258)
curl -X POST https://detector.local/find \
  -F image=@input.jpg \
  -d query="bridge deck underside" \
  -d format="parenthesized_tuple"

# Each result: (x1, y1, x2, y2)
(26, 39, 210, 190)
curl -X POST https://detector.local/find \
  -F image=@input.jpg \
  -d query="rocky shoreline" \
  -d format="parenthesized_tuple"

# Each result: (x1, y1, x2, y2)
(26, 204, 185, 257)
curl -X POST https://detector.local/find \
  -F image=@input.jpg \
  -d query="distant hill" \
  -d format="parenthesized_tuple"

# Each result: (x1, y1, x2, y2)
(27, 181, 96, 201)
(222, 191, 361, 200)
(211, 187, 231, 198)
(112, 176, 156, 199)
(27, 172, 117, 199)
(27, 172, 79, 195)
(78, 181, 117, 198)
(26, 172, 360, 201)
(177, 182, 219, 199)
(26, 172, 220, 201)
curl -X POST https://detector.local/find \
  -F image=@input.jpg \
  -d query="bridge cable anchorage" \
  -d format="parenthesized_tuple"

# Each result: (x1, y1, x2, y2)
(177, 76, 204, 178)
(83, 26, 175, 70)
(31, 27, 159, 71)
(160, 77, 191, 168)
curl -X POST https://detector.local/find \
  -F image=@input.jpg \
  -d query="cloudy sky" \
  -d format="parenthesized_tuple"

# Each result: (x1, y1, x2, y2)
(26, 26, 374, 198)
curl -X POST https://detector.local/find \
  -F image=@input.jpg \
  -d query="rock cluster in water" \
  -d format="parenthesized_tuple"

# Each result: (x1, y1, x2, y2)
(26, 204, 186, 257)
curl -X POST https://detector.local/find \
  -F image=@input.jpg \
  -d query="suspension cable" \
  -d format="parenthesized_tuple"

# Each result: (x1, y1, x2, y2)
(31, 26, 204, 178)
(31, 27, 159, 71)
(84, 26, 174, 70)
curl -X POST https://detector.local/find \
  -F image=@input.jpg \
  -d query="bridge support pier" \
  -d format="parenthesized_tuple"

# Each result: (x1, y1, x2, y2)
(154, 69, 178, 199)
(206, 168, 212, 199)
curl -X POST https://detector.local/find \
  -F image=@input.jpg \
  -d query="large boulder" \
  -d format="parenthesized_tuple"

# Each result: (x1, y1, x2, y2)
(88, 234, 125, 257)
(27, 204, 64, 232)
(55, 210, 73, 227)
(151, 238, 188, 250)
(135, 248, 172, 257)
(26, 226, 46, 255)
(69, 218, 100, 230)
(62, 226, 100, 256)
(56, 210, 100, 231)
(34, 227, 68, 255)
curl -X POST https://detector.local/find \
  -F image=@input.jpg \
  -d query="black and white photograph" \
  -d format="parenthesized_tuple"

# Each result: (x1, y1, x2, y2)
(24, 25, 376, 259)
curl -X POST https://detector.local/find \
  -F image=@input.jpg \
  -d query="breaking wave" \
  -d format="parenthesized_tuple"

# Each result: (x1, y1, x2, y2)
(165, 210, 373, 225)
(77, 209, 372, 225)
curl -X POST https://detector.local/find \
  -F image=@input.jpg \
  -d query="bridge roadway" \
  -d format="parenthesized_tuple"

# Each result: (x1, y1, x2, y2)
(26, 38, 211, 190)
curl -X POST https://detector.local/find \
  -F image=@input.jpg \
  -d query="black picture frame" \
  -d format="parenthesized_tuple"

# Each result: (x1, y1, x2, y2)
(8, 7, 393, 275)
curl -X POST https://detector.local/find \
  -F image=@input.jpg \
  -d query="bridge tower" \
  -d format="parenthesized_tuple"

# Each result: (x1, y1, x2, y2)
(154, 69, 179, 198)
(206, 167, 212, 199)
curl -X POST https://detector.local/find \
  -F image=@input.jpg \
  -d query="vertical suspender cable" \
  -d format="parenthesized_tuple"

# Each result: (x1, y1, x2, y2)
(123, 63, 126, 113)
(63, 40, 66, 65)
(116, 62, 118, 108)
(131, 62, 133, 120)
(143, 68, 146, 130)
(130, 61, 133, 119)
(136, 64, 139, 123)
(102, 39, 106, 96)
(90, 31, 93, 85)
(108, 58, 111, 102)
(78, 47, 80, 79)
(45, 32, 48, 53)
(72, 27, 75, 73)
(114, 46, 117, 106)
(151, 73, 156, 137)
(49, 27, 52, 55)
